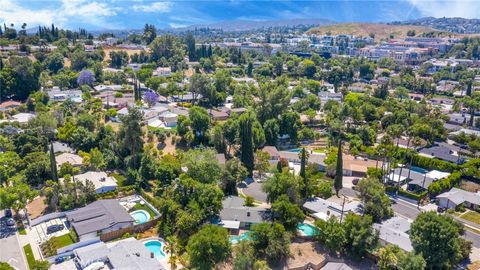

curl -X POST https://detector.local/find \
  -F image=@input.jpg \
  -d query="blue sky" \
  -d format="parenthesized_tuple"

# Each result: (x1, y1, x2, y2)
(0, 0, 479, 30)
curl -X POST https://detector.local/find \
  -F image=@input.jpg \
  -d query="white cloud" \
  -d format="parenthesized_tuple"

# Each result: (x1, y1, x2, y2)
(133, 1, 171, 13)
(408, 0, 480, 18)
(0, 0, 122, 29)
(0, 0, 56, 27)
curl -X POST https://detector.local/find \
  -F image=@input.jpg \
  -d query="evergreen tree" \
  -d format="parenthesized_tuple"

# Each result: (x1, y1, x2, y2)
(185, 32, 196, 61)
(49, 143, 58, 182)
(466, 79, 473, 96)
(299, 147, 308, 199)
(334, 140, 343, 196)
(239, 112, 254, 175)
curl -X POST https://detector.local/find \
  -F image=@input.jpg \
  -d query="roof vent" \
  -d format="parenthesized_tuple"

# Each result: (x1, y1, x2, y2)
(100, 177, 106, 182)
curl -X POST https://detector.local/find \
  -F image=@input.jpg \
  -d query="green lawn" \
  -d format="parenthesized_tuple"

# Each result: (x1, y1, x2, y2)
(54, 233, 75, 248)
(460, 211, 480, 225)
(130, 202, 157, 219)
(110, 173, 127, 186)
(18, 227, 27, 235)
(23, 244, 35, 269)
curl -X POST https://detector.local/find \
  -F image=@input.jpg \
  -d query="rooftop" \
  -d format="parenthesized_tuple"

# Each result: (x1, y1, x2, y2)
(219, 196, 270, 226)
(66, 199, 133, 236)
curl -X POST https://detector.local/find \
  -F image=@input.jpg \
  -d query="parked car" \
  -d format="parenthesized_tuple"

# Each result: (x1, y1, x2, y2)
(46, 224, 64, 234)
(4, 209, 12, 218)
(6, 218, 15, 227)
(352, 178, 360, 185)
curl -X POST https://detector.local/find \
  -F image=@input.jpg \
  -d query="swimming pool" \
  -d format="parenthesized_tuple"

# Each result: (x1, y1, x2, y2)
(297, 223, 319, 237)
(130, 210, 150, 224)
(287, 148, 301, 153)
(410, 166, 428, 174)
(144, 240, 166, 260)
(229, 231, 252, 244)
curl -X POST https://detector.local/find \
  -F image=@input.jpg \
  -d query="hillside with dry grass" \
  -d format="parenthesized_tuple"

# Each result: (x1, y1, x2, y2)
(307, 23, 459, 41)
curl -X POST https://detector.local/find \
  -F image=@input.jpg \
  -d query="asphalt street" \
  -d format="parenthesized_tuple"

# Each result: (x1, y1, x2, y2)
(0, 212, 27, 270)
(342, 187, 480, 248)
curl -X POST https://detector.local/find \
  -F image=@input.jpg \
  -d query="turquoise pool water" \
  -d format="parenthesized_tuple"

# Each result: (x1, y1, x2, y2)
(230, 231, 252, 244)
(130, 210, 150, 224)
(410, 166, 428, 174)
(144, 240, 166, 260)
(287, 148, 301, 153)
(297, 223, 319, 237)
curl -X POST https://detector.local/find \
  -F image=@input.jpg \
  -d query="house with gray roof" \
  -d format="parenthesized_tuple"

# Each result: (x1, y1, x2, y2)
(74, 238, 165, 269)
(419, 143, 465, 164)
(218, 196, 270, 232)
(373, 216, 413, 252)
(437, 188, 480, 210)
(322, 262, 353, 270)
(303, 197, 362, 221)
(65, 199, 134, 241)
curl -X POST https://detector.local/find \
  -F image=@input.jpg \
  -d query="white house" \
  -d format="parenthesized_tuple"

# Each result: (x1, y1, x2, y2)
(56, 153, 83, 168)
(153, 67, 172, 77)
(437, 188, 480, 210)
(69, 171, 118, 194)
(159, 111, 178, 127)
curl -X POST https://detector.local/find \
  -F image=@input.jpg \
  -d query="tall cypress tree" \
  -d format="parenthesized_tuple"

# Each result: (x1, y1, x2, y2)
(50, 143, 58, 182)
(334, 140, 343, 196)
(239, 112, 254, 175)
(299, 147, 308, 199)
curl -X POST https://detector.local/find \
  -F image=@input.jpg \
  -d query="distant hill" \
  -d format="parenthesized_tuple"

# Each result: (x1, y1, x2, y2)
(390, 17, 480, 34)
(176, 18, 335, 32)
(307, 23, 458, 41)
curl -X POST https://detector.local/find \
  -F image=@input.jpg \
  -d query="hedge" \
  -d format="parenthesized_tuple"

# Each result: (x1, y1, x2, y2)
(428, 172, 462, 196)
(385, 186, 427, 201)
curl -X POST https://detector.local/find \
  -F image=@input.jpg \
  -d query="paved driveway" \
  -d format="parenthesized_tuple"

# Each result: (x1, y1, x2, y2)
(30, 217, 70, 245)
(240, 180, 268, 203)
(0, 214, 27, 270)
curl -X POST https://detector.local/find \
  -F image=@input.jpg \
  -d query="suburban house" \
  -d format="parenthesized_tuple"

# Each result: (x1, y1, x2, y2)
(262, 146, 280, 161)
(419, 142, 465, 164)
(303, 197, 362, 221)
(72, 238, 165, 270)
(322, 263, 353, 270)
(343, 155, 382, 177)
(209, 109, 229, 121)
(318, 92, 343, 106)
(407, 170, 450, 192)
(70, 171, 118, 194)
(158, 111, 178, 127)
(278, 150, 326, 170)
(153, 67, 172, 77)
(56, 152, 83, 168)
(0, 113, 35, 124)
(46, 89, 83, 103)
(437, 188, 480, 210)
(218, 196, 270, 234)
(0, 100, 22, 111)
(373, 216, 413, 252)
(52, 141, 74, 154)
(94, 84, 123, 92)
(65, 199, 134, 241)
(170, 93, 202, 103)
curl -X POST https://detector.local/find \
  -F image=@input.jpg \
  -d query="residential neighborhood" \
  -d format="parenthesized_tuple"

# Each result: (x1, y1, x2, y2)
(2, 2, 480, 270)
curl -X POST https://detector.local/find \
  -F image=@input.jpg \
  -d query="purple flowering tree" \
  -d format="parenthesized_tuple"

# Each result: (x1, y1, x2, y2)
(143, 91, 159, 107)
(77, 70, 95, 86)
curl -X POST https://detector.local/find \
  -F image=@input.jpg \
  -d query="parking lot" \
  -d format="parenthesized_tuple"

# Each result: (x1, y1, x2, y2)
(30, 217, 70, 245)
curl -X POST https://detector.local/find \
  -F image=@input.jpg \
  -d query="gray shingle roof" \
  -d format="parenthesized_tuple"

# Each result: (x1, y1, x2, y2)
(66, 199, 134, 236)
(419, 144, 462, 164)
(373, 216, 413, 252)
(322, 262, 353, 270)
(437, 188, 480, 206)
(219, 196, 270, 224)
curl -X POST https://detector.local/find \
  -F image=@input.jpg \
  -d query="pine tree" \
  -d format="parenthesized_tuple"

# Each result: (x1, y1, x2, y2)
(299, 147, 308, 199)
(334, 140, 343, 196)
(466, 80, 473, 96)
(50, 143, 58, 182)
(239, 112, 254, 175)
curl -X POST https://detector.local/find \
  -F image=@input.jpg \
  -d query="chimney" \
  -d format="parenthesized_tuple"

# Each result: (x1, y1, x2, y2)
(247, 211, 250, 217)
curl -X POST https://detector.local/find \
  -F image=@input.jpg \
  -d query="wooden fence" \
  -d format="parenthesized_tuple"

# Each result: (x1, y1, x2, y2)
(100, 217, 160, 242)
